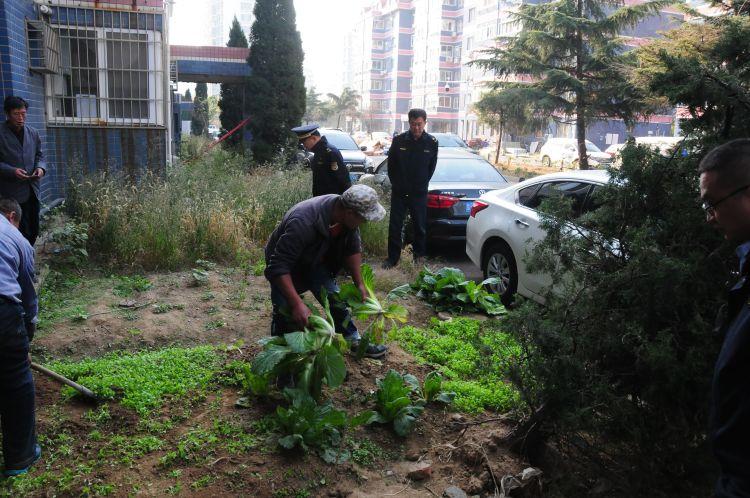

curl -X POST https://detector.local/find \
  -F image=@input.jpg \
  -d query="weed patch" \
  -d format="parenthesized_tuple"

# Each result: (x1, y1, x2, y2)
(37, 271, 109, 331)
(391, 318, 521, 413)
(48, 346, 221, 415)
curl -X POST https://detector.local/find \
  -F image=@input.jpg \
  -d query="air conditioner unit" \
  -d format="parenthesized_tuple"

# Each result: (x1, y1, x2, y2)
(75, 94, 97, 118)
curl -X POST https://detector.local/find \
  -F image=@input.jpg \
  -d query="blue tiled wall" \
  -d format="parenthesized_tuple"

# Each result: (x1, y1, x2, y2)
(0, 1, 168, 206)
(0, 0, 57, 202)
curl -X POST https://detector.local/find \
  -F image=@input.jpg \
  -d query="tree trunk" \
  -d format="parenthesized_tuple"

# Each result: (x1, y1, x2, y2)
(337, 113, 342, 129)
(494, 122, 504, 165)
(575, 0, 589, 170)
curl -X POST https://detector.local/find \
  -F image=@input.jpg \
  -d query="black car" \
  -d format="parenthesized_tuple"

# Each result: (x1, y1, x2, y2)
(360, 150, 509, 243)
(319, 128, 373, 182)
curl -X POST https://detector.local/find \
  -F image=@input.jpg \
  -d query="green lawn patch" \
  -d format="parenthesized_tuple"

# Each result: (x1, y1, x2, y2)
(48, 346, 221, 415)
(390, 318, 521, 413)
(37, 271, 110, 331)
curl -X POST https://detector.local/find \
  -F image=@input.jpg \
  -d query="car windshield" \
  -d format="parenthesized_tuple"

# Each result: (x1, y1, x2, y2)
(433, 133, 469, 148)
(585, 142, 602, 153)
(431, 158, 507, 183)
(322, 132, 359, 150)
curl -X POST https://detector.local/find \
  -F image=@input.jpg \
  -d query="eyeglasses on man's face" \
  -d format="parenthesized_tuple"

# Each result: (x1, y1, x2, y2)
(702, 184, 750, 216)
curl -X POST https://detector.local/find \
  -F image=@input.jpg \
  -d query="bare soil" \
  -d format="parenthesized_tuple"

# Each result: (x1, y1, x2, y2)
(24, 262, 531, 497)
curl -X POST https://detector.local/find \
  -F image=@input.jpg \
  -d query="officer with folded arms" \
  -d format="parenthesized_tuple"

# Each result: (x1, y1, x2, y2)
(292, 123, 351, 197)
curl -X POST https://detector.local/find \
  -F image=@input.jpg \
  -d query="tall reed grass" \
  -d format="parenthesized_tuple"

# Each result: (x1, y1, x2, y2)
(67, 146, 389, 269)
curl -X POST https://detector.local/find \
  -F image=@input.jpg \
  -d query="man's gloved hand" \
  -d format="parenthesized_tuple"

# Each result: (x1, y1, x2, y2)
(26, 321, 35, 341)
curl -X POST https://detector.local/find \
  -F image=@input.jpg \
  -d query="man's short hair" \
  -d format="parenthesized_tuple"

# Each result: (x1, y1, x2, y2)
(4, 96, 28, 114)
(408, 108, 427, 122)
(0, 198, 22, 220)
(699, 139, 750, 189)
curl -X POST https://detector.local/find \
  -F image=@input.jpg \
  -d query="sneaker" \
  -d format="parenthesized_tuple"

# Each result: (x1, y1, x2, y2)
(350, 341, 388, 359)
(381, 259, 397, 269)
(3, 444, 41, 478)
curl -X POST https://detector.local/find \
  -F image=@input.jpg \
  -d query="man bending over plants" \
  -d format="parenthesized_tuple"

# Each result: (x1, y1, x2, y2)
(264, 184, 388, 359)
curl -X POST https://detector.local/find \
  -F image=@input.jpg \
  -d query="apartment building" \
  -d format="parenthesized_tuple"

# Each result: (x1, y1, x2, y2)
(346, 0, 684, 149)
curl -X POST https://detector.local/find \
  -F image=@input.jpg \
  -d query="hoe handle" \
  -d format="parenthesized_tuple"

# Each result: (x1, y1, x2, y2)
(31, 362, 99, 400)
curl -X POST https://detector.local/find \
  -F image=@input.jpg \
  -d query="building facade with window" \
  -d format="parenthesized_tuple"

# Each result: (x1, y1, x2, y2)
(346, 0, 684, 148)
(0, 0, 171, 204)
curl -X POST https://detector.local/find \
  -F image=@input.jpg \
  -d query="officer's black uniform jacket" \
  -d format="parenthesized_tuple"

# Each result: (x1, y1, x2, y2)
(264, 195, 361, 281)
(387, 130, 438, 195)
(311, 136, 350, 197)
(712, 240, 750, 497)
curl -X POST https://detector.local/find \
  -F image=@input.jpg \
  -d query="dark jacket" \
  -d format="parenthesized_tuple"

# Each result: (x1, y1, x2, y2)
(711, 241, 750, 497)
(311, 136, 350, 197)
(264, 195, 362, 281)
(387, 130, 438, 195)
(0, 122, 46, 203)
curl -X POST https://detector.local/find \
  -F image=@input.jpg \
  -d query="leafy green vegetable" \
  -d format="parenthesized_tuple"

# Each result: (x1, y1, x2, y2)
(422, 371, 455, 404)
(336, 264, 408, 359)
(273, 388, 350, 463)
(367, 370, 425, 437)
(408, 267, 507, 315)
(251, 290, 348, 401)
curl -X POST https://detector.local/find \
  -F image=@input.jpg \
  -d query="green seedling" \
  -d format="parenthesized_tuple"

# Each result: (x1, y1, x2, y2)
(336, 264, 408, 359)
(396, 266, 506, 315)
(273, 388, 351, 464)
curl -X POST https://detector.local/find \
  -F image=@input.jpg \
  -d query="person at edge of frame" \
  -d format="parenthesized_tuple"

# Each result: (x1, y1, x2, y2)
(698, 138, 750, 498)
(0, 197, 41, 478)
(0, 96, 47, 246)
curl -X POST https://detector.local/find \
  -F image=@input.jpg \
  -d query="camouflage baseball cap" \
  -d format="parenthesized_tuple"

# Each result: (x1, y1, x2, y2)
(341, 184, 386, 222)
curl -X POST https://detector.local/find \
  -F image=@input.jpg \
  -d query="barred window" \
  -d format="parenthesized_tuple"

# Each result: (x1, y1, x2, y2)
(45, 17, 164, 127)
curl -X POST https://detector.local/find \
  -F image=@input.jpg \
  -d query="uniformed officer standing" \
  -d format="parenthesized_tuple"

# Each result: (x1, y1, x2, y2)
(291, 124, 351, 197)
(383, 109, 438, 268)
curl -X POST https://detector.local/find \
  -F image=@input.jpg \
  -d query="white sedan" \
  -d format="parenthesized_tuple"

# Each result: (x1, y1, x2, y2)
(466, 170, 610, 304)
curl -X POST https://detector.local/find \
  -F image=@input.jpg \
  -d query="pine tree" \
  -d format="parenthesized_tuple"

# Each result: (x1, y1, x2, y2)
(191, 82, 209, 137)
(246, 0, 305, 163)
(219, 17, 249, 150)
(473, 0, 669, 169)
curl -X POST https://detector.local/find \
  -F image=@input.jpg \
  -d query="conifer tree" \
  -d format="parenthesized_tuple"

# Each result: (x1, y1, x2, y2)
(246, 0, 305, 162)
(219, 17, 249, 150)
(191, 82, 209, 137)
(473, 0, 669, 169)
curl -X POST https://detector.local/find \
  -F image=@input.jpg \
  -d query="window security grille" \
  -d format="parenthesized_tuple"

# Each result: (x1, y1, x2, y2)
(43, 8, 166, 128)
(26, 20, 61, 75)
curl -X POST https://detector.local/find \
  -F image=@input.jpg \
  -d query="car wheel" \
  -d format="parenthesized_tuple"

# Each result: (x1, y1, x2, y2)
(541, 155, 551, 168)
(482, 241, 518, 306)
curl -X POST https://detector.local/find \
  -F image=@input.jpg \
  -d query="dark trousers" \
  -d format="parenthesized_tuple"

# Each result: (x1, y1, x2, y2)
(270, 266, 358, 339)
(0, 302, 37, 471)
(387, 192, 428, 264)
(19, 194, 39, 246)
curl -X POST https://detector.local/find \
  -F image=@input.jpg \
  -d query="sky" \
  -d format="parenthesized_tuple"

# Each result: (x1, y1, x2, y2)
(169, 0, 365, 95)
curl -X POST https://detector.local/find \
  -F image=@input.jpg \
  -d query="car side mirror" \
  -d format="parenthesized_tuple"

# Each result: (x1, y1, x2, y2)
(518, 177, 525, 183)
(360, 146, 367, 151)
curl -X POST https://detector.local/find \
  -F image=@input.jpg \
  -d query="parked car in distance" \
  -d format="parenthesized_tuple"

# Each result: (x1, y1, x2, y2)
(319, 128, 373, 182)
(539, 138, 613, 168)
(431, 132, 479, 155)
(465, 169, 610, 304)
(360, 150, 509, 243)
(604, 136, 681, 159)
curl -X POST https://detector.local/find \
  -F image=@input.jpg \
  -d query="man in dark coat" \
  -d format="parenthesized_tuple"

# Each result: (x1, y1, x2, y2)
(292, 123, 351, 196)
(699, 138, 750, 497)
(383, 108, 438, 268)
(0, 96, 47, 246)
(264, 184, 387, 359)
(0, 197, 40, 477)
